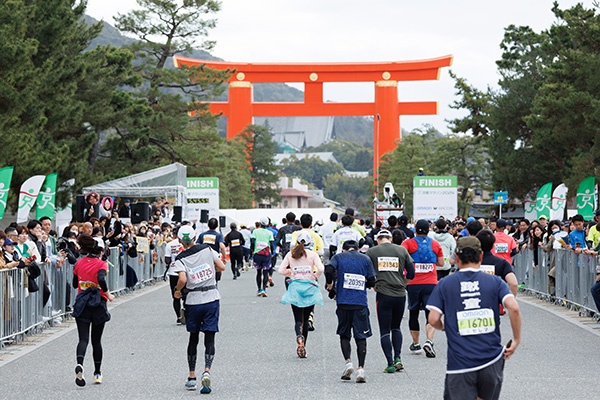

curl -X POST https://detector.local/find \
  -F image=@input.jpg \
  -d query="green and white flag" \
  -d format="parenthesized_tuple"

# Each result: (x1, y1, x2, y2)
(535, 183, 552, 220)
(523, 195, 536, 221)
(17, 175, 45, 223)
(550, 183, 568, 221)
(55, 178, 75, 230)
(577, 176, 596, 220)
(0, 166, 14, 221)
(36, 173, 57, 220)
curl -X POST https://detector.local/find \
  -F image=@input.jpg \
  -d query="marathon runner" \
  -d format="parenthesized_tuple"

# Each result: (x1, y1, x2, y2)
(325, 240, 376, 383)
(239, 224, 252, 270)
(251, 217, 275, 297)
(224, 222, 245, 280)
(427, 237, 522, 400)
(173, 225, 226, 394)
(265, 219, 279, 287)
(277, 231, 324, 358)
(365, 229, 415, 373)
(476, 229, 519, 296)
(491, 219, 518, 264)
(165, 229, 186, 324)
(319, 213, 338, 261)
(330, 215, 363, 255)
(275, 212, 302, 261)
(290, 214, 325, 257)
(401, 219, 444, 358)
(72, 234, 115, 386)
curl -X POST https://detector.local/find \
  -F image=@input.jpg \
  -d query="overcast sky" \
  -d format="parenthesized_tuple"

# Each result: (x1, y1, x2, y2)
(86, 0, 592, 133)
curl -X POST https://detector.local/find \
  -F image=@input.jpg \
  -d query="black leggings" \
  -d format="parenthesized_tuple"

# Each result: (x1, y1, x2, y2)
(340, 336, 367, 368)
(187, 331, 216, 372)
(409, 308, 430, 332)
(230, 252, 243, 276)
(376, 293, 405, 364)
(291, 305, 314, 341)
(169, 275, 183, 318)
(76, 319, 105, 374)
(256, 269, 269, 290)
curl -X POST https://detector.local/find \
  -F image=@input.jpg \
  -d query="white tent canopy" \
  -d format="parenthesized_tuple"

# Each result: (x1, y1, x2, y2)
(82, 163, 187, 206)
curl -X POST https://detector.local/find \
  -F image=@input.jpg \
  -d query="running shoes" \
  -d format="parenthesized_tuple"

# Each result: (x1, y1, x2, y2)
(200, 372, 212, 394)
(185, 377, 197, 391)
(307, 314, 315, 331)
(296, 335, 306, 358)
(356, 368, 366, 383)
(394, 357, 404, 371)
(409, 342, 422, 354)
(268, 277, 275, 287)
(341, 362, 354, 380)
(383, 365, 395, 373)
(75, 364, 85, 387)
(94, 373, 102, 384)
(423, 339, 436, 358)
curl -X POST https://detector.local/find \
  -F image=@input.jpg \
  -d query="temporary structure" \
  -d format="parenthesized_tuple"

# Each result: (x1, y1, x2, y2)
(82, 163, 187, 206)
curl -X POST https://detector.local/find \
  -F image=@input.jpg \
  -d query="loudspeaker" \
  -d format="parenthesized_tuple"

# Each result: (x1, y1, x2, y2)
(75, 195, 85, 223)
(131, 202, 149, 224)
(219, 216, 226, 228)
(173, 206, 182, 223)
(200, 209, 209, 223)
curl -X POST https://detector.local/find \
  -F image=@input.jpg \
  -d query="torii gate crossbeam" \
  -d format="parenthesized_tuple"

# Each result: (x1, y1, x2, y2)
(174, 55, 453, 180)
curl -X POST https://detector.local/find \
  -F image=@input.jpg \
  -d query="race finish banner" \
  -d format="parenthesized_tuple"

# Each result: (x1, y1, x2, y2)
(413, 176, 457, 221)
(186, 177, 219, 221)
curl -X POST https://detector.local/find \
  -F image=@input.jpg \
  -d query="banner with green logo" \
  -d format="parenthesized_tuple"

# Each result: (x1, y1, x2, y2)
(523, 195, 536, 221)
(550, 183, 568, 221)
(36, 173, 57, 220)
(577, 176, 596, 220)
(17, 175, 45, 223)
(535, 183, 552, 220)
(0, 166, 14, 220)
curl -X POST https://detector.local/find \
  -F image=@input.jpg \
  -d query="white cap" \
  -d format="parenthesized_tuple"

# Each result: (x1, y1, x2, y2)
(178, 225, 196, 242)
(296, 231, 314, 247)
(260, 216, 270, 226)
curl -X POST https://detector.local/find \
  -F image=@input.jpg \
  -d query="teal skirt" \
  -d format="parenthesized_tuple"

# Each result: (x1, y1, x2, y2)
(281, 280, 324, 308)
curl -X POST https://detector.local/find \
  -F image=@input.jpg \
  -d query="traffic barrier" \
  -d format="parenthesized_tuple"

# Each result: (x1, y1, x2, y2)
(514, 248, 598, 314)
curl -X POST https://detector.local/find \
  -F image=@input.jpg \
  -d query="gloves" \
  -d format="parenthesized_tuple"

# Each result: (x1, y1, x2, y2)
(328, 288, 336, 299)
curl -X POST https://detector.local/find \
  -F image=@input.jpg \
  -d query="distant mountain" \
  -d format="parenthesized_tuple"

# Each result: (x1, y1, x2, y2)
(84, 15, 373, 145)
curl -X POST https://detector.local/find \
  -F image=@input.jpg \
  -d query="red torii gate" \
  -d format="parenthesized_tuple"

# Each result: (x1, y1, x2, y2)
(174, 55, 452, 180)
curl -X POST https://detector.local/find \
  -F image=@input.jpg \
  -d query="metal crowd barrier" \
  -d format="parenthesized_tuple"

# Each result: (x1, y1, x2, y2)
(513, 248, 598, 314)
(1, 242, 167, 347)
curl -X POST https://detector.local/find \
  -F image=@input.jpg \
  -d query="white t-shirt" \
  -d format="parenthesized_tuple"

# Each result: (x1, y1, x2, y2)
(165, 239, 185, 276)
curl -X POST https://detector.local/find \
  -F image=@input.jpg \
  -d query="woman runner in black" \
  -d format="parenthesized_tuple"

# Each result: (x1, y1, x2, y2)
(72, 234, 114, 386)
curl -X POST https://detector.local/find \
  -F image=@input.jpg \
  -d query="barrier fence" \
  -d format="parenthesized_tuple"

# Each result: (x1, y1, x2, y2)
(513, 248, 598, 314)
(1, 243, 167, 348)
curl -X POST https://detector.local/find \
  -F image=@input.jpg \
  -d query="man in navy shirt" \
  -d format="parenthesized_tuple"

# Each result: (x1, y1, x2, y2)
(325, 240, 376, 383)
(427, 237, 521, 400)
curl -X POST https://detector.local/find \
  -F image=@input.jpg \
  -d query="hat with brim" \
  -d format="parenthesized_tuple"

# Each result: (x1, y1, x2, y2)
(456, 237, 482, 254)
(375, 229, 392, 239)
(3, 238, 15, 246)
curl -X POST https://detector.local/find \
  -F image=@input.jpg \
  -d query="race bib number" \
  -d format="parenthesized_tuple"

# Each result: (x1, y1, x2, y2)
(203, 235, 216, 245)
(457, 308, 496, 336)
(480, 264, 495, 275)
(231, 239, 240, 247)
(343, 273, 365, 291)
(189, 263, 214, 285)
(257, 241, 268, 250)
(292, 265, 313, 279)
(378, 257, 399, 272)
(494, 243, 508, 254)
(414, 263, 435, 273)
(285, 233, 293, 243)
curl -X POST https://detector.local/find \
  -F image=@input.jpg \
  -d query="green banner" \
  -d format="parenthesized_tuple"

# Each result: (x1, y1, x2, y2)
(535, 183, 552, 220)
(413, 176, 457, 188)
(0, 166, 14, 220)
(577, 176, 595, 220)
(36, 173, 57, 220)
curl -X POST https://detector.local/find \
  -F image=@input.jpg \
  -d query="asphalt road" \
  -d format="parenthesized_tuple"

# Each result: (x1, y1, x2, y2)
(0, 263, 598, 399)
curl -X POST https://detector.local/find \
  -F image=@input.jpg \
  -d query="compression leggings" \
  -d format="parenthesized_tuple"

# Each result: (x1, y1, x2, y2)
(230, 253, 243, 276)
(256, 269, 269, 291)
(291, 305, 314, 341)
(376, 293, 405, 365)
(409, 308, 430, 332)
(340, 336, 367, 368)
(187, 331, 216, 372)
(76, 319, 105, 374)
(169, 275, 183, 318)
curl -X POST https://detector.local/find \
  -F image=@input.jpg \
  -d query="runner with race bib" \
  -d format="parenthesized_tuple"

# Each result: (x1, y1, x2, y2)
(401, 219, 444, 358)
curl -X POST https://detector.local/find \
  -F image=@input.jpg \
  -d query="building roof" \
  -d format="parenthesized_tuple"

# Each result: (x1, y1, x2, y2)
(255, 116, 334, 149)
(280, 188, 313, 198)
(274, 152, 339, 165)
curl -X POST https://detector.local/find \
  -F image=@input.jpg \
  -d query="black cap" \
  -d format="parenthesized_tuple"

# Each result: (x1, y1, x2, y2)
(496, 218, 507, 228)
(399, 215, 409, 224)
(415, 219, 430, 234)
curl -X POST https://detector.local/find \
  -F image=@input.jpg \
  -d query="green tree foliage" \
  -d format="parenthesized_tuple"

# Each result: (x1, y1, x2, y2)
(322, 173, 372, 212)
(237, 125, 281, 205)
(280, 156, 344, 189)
(308, 139, 374, 172)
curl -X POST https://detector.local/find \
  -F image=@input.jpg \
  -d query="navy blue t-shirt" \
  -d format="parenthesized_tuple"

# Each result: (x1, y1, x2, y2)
(197, 230, 224, 254)
(427, 268, 513, 374)
(328, 250, 376, 307)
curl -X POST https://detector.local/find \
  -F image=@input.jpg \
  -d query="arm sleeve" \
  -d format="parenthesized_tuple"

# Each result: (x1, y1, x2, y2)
(405, 254, 415, 280)
(97, 269, 108, 292)
(325, 257, 337, 285)
(72, 273, 78, 289)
